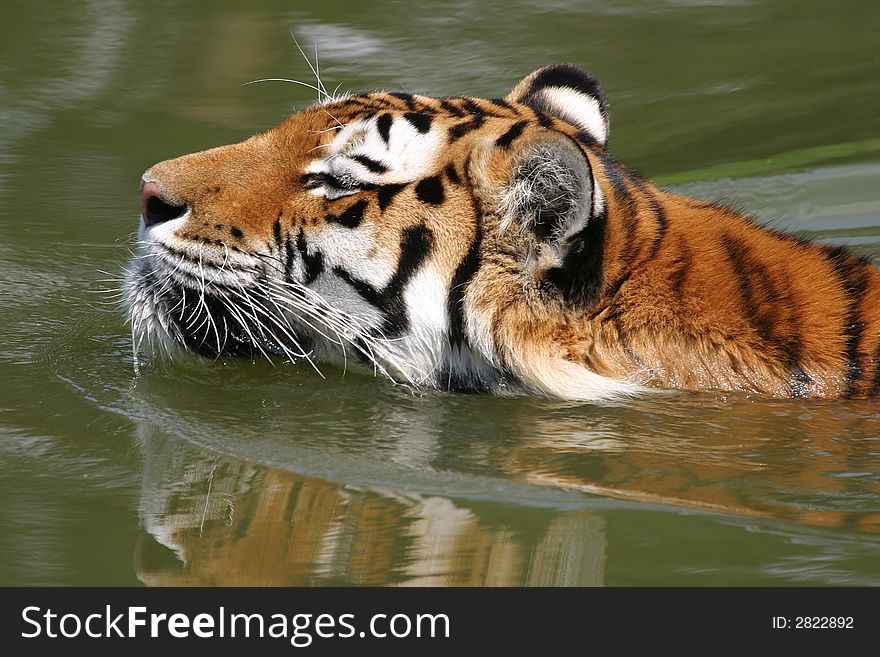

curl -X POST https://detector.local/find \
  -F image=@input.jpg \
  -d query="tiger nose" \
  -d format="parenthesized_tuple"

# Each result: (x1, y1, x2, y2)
(140, 178, 188, 228)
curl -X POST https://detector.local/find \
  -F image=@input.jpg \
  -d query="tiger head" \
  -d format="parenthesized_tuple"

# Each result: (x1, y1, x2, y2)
(125, 64, 637, 397)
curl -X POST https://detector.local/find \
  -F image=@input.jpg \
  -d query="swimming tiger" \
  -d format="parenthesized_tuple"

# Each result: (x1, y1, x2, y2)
(124, 64, 880, 400)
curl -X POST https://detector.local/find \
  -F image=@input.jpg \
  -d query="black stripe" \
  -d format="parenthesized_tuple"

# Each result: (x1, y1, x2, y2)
(547, 210, 609, 310)
(495, 120, 528, 149)
(444, 163, 461, 185)
(403, 112, 432, 133)
(535, 111, 555, 129)
(415, 176, 445, 205)
(439, 99, 465, 117)
(643, 188, 669, 260)
(377, 183, 407, 211)
(294, 230, 308, 258)
(327, 199, 368, 229)
(723, 234, 772, 336)
(574, 130, 599, 147)
(296, 230, 324, 285)
(458, 98, 487, 116)
(439, 210, 487, 393)
(722, 233, 807, 391)
(332, 97, 366, 109)
(825, 245, 870, 396)
(616, 209, 642, 269)
(463, 97, 505, 118)
(333, 225, 434, 337)
(376, 113, 393, 143)
(447, 218, 482, 347)
(392, 227, 434, 288)
(333, 267, 383, 307)
(351, 155, 388, 174)
(871, 341, 880, 396)
(348, 110, 383, 123)
(593, 150, 644, 271)
(723, 234, 809, 395)
(488, 98, 517, 114)
(592, 149, 630, 207)
(381, 224, 434, 335)
(388, 91, 417, 110)
(449, 115, 485, 141)
(272, 214, 282, 249)
(671, 239, 692, 298)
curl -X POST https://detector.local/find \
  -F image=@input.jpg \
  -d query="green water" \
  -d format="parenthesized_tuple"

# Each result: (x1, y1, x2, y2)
(2, 0, 879, 586)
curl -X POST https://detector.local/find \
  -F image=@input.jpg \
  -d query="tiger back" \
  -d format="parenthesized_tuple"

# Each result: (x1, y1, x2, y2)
(124, 64, 880, 400)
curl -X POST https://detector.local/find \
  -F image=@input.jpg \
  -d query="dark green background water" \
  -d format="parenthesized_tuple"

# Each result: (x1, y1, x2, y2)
(2, 0, 879, 585)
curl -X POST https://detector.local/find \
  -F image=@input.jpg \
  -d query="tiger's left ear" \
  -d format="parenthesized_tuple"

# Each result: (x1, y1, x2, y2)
(506, 63, 609, 146)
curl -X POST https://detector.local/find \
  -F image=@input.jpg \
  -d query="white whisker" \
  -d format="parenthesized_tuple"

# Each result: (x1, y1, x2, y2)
(241, 77, 325, 96)
(314, 42, 327, 100)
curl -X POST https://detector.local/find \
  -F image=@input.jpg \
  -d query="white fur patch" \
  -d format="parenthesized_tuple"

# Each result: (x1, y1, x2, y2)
(533, 86, 608, 145)
(309, 271, 385, 332)
(592, 178, 605, 216)
(379, 114, 444, 182)
(308, 224, 394, 290)
(403, 267, 448, 340)
(520, 357, 643, 401)
(391, 265, 449, 384)
(308, 115, 443, 188)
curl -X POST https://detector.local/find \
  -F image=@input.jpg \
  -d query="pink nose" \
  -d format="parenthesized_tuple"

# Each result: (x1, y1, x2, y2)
(140, 179, 186, 228)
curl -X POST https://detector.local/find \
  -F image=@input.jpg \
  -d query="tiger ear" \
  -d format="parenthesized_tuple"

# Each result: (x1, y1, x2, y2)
(506, 64, 610, 146)
(471, 130, 594, 277)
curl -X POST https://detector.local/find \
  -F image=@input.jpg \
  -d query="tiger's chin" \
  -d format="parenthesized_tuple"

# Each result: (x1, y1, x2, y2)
(174, 309, 298, 361)
(123, 260, 311, 366)
(123, 258, 488, 392)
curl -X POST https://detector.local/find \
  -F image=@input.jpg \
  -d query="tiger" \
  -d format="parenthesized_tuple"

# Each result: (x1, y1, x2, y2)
(124, 64, 880, 400)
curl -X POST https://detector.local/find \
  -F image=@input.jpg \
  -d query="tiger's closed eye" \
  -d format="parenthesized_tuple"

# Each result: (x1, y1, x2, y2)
(302, 172, 362, 199)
